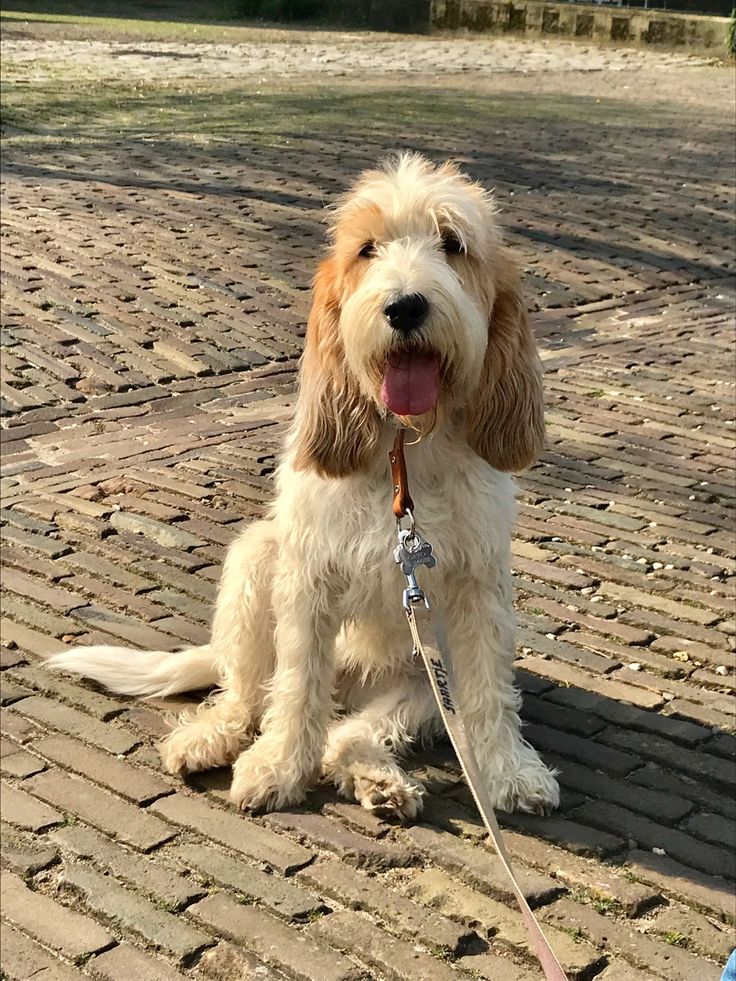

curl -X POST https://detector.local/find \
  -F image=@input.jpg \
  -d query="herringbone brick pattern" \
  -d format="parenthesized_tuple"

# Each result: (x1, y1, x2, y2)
(1, 17, 734, 981)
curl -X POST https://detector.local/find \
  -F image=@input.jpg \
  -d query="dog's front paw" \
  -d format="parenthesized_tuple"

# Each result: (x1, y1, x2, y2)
(348, 763, 425, 822)
(229, 745, 309, 812)
(489, 750, 560, 816)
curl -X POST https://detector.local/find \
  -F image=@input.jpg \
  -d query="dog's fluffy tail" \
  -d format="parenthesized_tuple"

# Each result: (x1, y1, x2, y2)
(45, 644, 218, 698)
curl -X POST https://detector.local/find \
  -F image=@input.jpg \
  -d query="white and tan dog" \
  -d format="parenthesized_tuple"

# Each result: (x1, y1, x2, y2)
(49, 153, 559, 820)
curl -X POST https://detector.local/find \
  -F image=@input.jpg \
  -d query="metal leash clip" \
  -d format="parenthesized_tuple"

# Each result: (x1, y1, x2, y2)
(394, 513, 437, 611)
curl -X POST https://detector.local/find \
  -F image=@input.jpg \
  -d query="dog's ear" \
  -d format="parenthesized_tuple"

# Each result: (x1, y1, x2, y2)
(292, 257, 380, 477)
(466, 251, 545, 472)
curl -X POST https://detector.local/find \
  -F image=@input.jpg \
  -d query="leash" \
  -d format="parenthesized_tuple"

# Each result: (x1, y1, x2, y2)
(389, 429, 568, 981)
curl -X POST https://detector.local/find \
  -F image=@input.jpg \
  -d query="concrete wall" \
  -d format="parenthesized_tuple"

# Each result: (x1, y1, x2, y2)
(430, 0, 731, 51)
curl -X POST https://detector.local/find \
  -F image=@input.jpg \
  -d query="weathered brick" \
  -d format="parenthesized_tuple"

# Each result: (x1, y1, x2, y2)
(541, 897, 722, 980)
(0, 526, 72, 559)
(0, 740, 45, 778)
(31, 733, 173, 804)
(10, 695, 139, 754)
(547, 754, 695, 824)
(308, 908, 460, 981)
(572, 800, 736, 879)
(323, 799, 394, 838)
(0, 823, 59, 877)
(500, 828, 658, 916)
(626, 849, 736, 923)
(298, 856, 473, 955)
(59, 549, 156, 594)
(1, 706, 40, 743)
(149, 793, 313, 873)
(513, 556, 596, 590)
(0, 645, 27, 669)
(64, 861, 213, 962)
(648, 904, 735, 961)
(407, 867, 603, 976)
(521, 722, 640, 776)
(109, 511, 207, 550)
(25, 769, 176, 851)
(190, 892, 367, 981)
(498, 809, 624, 858)
(0, 673, 32, 706)
(515, 657, 664, 710)
(53, 825, 204, 910)
(1, 871, 113, 960)
(685, 811, 735, 849)
(70, 606, 180, 650)
(552, 687, 710, 747)
(627, 763, 735, 821)
(3, 597, 86, 644)
(523, 597, 654, 646)
(597, 727, 735, 791)
(609, 667, 734, 717)
(2, 567, 87, 614)
(520, 694, 606, 737)
(0, 921, 86, 981)
(595, 959, 670, 980)
(197, 942, 284, 981)
(517, 627, 618, 674)
(406, 825, 560, 907)
(170, 842, 325, 921)
(8, 664, 125, 720)
(455, 951, 539, 980)
(2, 780, 63, 832)
(263, 810, 415, 870)
(88, 943, 188, 981)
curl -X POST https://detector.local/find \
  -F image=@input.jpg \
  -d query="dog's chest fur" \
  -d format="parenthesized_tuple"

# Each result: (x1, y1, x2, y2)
(277, 429, 516, 628)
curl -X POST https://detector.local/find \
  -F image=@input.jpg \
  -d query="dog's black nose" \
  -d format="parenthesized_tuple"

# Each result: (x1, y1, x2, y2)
(384, 293, 429, 334)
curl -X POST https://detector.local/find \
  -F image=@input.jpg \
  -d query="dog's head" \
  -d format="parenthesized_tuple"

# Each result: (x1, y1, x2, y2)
(292, 153, 544, 477)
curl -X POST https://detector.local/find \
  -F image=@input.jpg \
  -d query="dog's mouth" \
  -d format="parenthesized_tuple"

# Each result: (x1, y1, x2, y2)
(380, 348, 440, 417)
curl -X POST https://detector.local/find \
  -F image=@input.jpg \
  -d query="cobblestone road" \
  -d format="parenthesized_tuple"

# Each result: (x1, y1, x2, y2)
(1, 17, 735, 981)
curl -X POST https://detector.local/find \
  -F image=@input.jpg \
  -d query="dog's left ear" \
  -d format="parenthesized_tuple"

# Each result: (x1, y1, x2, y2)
(292, 257, 380, 477)
(466, 251, 545, 472)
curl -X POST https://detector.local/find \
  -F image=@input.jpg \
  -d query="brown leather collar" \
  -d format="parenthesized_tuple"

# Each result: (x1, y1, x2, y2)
(389, 429, 414, 520)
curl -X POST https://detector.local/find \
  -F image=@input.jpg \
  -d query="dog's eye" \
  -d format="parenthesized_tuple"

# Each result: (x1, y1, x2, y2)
(442, 233, 465, 256)
(358, 241, 376, 259)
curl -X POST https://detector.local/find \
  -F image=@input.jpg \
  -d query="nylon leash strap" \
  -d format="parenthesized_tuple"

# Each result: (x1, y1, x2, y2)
(390, 430, 568, 981)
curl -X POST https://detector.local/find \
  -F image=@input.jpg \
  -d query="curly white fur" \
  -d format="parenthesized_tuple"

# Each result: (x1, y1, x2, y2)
(47, 153, 559, 820)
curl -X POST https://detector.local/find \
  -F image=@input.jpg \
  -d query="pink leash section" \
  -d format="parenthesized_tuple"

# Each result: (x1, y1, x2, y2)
(390, 430, 568, 981)
(405, 602, 568, 981)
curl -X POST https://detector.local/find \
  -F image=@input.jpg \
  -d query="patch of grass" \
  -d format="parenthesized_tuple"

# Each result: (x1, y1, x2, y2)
(590, 895, 624, 916)
(663, 930, 690, 948)
(559, 925, 586, 943)
(0, 1, 377, 43)
(304, 908, 326, 922)
(620, 867, 643, 883)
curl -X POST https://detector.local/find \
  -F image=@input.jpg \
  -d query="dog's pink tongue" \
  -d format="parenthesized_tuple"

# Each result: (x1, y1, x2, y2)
(381, 351, 440, 416)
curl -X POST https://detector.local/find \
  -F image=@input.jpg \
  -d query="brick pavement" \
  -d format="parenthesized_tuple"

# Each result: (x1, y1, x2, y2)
(1, 18, 735, 981)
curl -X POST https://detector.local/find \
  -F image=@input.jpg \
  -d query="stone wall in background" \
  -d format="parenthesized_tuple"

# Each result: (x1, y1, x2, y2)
(240, 0, 731, 51)
(430, 0, 730, 51)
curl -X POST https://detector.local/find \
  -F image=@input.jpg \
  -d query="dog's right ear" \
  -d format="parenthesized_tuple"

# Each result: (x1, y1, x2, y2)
(466, 251, 545, 472)
(292, 257, 380, 478)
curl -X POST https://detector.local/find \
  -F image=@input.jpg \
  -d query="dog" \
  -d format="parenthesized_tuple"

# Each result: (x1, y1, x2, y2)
(48, 153, 560, 821)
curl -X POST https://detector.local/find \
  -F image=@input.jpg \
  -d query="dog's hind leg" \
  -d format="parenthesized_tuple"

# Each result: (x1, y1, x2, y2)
(322, 671, 440, 821)
(161, 520, 278, 775)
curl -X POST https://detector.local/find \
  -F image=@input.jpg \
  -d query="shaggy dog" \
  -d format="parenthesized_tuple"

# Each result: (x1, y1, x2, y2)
(49, 153, 560, 821)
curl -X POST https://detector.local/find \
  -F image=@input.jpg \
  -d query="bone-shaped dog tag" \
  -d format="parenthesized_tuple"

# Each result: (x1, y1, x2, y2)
(393, 529, 437, 577)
